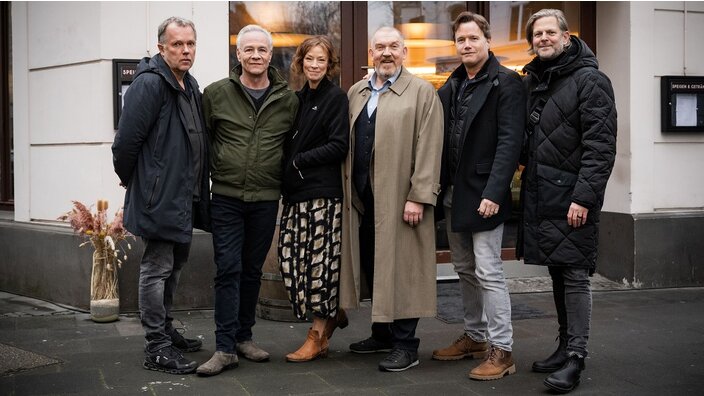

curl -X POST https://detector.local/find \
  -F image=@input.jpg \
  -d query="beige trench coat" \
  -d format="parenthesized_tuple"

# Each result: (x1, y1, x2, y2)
(339, 67, 444, 322)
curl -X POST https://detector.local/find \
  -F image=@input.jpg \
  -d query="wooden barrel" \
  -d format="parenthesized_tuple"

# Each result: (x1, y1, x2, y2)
(255, 208, 308, 322)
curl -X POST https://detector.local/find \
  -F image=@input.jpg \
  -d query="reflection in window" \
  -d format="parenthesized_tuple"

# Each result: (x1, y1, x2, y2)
(368, 1, 466, 89)
(229, 1, 341, 89)
(490, 1, 580, 73)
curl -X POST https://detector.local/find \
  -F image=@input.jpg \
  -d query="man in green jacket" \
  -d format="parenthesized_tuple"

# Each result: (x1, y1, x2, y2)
(197, 25, 298, 376)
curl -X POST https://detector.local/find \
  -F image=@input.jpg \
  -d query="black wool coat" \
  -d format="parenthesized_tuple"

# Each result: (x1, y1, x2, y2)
(112, 54, 210, 243)
(437, 53, 526, 233)
(281, 77, 349, 203)
(517, 36, 617, 271)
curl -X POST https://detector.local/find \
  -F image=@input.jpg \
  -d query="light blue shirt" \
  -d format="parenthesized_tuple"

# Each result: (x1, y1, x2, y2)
(367, 67, 402, 117)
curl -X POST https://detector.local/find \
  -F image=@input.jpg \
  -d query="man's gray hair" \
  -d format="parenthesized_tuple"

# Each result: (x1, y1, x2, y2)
(158, 16, 197, 44)
(237, 25, 274, 51)
(371, 26, 405, 47)
(525, 9, 570, 55)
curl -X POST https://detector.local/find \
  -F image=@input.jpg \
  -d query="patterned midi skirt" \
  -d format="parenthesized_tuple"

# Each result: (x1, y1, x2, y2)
(278, 197, 342, 320)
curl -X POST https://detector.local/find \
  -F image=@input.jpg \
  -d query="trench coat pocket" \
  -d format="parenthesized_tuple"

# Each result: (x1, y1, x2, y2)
(537, 164, 577, 218)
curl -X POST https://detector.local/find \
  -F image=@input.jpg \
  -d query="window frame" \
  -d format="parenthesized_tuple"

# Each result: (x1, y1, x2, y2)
(0, 2, 13, 210)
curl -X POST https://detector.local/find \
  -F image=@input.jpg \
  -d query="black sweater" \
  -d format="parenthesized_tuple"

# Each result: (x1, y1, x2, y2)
(281, 77, 350, 203)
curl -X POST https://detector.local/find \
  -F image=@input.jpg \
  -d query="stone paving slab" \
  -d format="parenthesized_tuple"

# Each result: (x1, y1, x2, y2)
(0, 343, 61, 376)
(0, 287, 703, 395)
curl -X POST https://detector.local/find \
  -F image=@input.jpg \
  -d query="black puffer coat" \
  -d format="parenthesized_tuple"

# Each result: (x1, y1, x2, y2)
(517, 36, 617, 271)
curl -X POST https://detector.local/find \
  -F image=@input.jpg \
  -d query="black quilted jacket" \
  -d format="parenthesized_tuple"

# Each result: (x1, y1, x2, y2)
(517, 36, 617, 270)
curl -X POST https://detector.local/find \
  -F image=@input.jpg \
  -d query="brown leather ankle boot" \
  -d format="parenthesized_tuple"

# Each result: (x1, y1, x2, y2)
(323, 308, 349, 340)
(468, 345, 516, 380)
(286, 328, 329, 362)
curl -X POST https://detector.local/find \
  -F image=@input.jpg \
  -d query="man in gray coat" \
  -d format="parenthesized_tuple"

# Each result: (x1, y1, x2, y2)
(112, 16, 209, 375)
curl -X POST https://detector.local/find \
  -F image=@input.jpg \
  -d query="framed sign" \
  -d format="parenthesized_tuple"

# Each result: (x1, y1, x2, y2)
(112, 59, 140, 130)
(661, 75, 704, 133)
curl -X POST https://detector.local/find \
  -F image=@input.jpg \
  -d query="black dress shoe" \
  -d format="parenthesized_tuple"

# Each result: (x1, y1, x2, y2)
(532, 337, 568, 373)
(378, 348, 419, 372)
(544, 354, 585, 393)
(349, 337, 393, 354)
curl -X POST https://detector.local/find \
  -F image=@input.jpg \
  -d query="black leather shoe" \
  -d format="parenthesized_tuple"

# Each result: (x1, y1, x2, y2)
(171, 329, 202, 352)
(532, 337, 568, 373)
(349, 337, 393, 354)
(544, 354, 585, 393)
(378, 348, 419, 372)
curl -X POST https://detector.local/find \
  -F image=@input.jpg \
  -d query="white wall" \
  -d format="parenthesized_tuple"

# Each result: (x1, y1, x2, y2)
(598, 1, 632, 214)
(12, 1, 229, 222)
(600, 1, 704, 215)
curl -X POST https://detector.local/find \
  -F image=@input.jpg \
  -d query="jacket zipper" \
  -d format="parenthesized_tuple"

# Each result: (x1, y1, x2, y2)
(147, 175, 160, 208)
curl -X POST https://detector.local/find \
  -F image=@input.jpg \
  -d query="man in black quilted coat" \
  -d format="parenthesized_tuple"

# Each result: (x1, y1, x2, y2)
(517, 9, 617, 394)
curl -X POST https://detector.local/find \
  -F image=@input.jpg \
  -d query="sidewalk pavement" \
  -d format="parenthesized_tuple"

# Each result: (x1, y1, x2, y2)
(1, 285, 703, 395)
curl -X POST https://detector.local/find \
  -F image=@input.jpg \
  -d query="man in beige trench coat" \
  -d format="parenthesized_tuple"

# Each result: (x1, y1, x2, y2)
(339, 26, 444, 372)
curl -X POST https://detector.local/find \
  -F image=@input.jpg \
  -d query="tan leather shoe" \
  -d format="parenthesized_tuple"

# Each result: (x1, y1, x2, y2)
(323, 309, 349, 340)
(468, 346, 516, 380)
(432, 334, 488, 361)
(196, 351, 238, 376)
(286, 328, 329, 362)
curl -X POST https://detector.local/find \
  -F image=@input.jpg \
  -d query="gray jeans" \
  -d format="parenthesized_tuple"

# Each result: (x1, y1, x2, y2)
(549, 266, 592, 357)
(139, 238, 191, 353)
(445, 205, 513, 351)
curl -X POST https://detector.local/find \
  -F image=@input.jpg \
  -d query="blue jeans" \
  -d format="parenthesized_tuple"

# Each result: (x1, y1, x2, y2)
(549, 266, 591, 357)
(445, 204, 513, 352)
(211, 193, 278, 353)
(139, 238, 191, 352)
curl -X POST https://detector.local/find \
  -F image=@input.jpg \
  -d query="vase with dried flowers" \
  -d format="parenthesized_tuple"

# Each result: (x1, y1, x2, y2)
(59, 199, 133, 322)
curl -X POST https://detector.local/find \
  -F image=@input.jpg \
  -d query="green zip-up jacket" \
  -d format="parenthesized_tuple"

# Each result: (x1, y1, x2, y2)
(203, 65, 298, 201)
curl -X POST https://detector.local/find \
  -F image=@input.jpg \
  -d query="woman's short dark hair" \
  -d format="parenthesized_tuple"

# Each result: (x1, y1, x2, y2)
(452, 11, 491, 40)
(291, 36, 340, 79)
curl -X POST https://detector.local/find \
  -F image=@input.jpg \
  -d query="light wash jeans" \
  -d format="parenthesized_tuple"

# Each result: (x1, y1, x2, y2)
(444, 202, 513, 351)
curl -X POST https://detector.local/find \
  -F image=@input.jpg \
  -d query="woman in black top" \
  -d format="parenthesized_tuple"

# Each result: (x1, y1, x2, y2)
(278, 36, 350, 362)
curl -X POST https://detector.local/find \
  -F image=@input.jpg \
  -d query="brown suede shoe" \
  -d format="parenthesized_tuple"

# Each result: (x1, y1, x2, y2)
(286, 328, 329, 362)
(432, 334, 488, 361)
(323, 309, 349, 340)
(468, 345, 516, 380)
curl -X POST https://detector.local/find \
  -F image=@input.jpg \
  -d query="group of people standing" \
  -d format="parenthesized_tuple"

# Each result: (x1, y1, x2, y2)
(112, 7, 616, 394)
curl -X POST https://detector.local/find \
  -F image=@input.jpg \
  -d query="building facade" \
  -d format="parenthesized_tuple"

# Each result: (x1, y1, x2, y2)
(1, 1, 703, 310)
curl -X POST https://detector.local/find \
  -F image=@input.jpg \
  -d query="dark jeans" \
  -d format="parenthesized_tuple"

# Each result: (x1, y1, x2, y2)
(359, 185, 420, 352)
(211, 193, 278, 353)
(139, 238, 191, 353)
(549, 266, 592, 357)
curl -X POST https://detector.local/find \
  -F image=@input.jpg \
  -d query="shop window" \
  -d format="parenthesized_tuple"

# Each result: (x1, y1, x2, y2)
(489, 1, 581, 73)
(229, 1, 341, 90)
(367, 1, 467, 89)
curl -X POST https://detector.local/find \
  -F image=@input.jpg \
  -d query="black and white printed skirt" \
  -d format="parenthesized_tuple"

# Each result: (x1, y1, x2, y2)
(278, 197, 342, 320)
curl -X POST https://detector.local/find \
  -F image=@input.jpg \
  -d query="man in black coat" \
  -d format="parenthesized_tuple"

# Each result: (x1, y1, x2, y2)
(517, 9, 617, 394)
(432, 12, 525, 381)
(112, 17, 210, 375)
